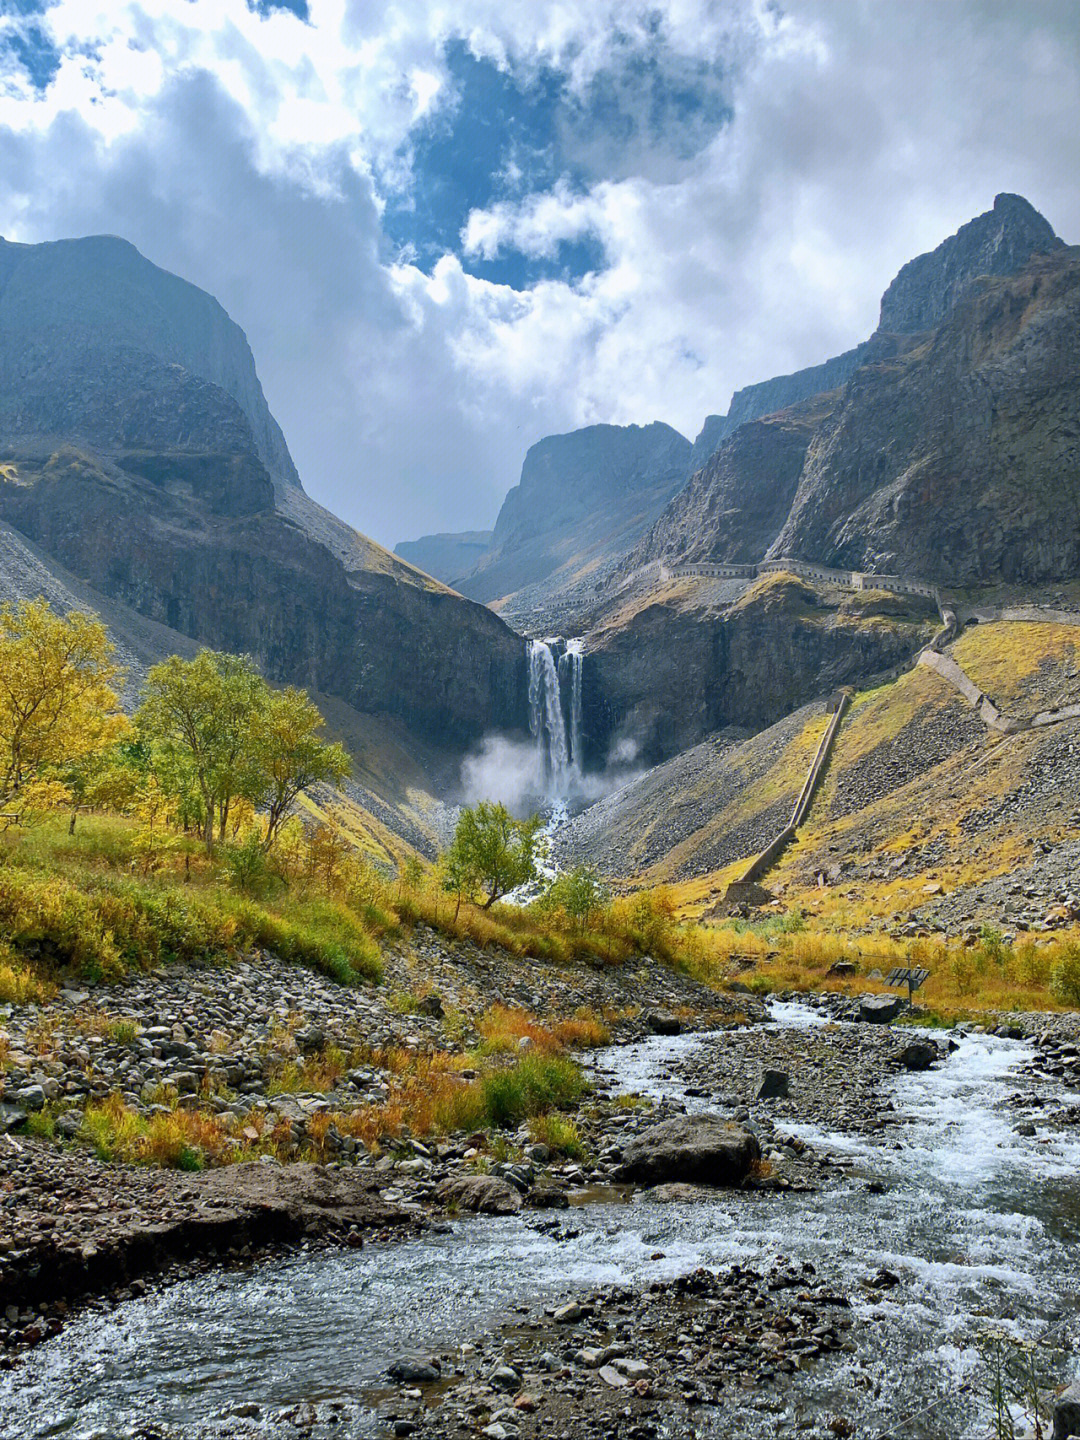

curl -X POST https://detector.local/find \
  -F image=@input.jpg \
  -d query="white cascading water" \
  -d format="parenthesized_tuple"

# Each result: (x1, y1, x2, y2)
(563, 638, 584, 772)
(527, 638, 572, 797)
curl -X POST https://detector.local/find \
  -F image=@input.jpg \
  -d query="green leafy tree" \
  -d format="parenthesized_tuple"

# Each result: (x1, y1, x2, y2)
(442, 802, 542, 910)
(0, 598, 127, 806)
(538, 865, 610, 934)
(249, 687, 350, 850)
(137, 651, 264, 851)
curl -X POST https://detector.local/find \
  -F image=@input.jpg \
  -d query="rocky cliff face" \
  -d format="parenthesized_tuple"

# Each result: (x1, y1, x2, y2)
(769, 247, 1080, 583)
(585, 576, 935, 764)
(630, 198, 1073, 587)
(687, 342, 874, 474)
(688, 194, 1063, 475)
(626, 395, 835, 569)
(0, 235, 525, 750)
(456, 422, 690, 608)
(877, 192, 1063, 334)
(0, 235, 299, 492)
(394, 531, 493, 586)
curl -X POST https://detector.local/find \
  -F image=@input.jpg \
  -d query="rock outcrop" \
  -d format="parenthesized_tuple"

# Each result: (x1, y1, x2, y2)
(0, 234, 525, 752)
(770, 247, 1080, 583)
(457, 422, 690, 608)
(688, 193, 1064, 474)
(877, 191, 1063, 334)
(630, 396, 834, 569)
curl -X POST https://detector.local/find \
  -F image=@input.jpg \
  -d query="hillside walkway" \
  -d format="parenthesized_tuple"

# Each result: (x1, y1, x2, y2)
(726, 582, 1080, 894)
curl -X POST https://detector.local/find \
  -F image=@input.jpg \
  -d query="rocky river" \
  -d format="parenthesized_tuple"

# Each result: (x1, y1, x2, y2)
(4, 999, 1080, 1440)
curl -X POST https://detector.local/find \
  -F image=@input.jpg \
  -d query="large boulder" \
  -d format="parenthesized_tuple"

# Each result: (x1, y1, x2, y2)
(1053, 1380, 1080, 1440)
(644, 1010, 682, 1036)
(435, 1175, 522, 1215)
(859, 994, 902, 1024)
(898, 1041, 938, 1071)
(615, 1116, 760, 1188)
(756, 1069, 790, 1099)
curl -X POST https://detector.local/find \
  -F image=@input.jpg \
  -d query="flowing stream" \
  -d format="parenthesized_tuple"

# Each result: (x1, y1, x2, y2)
(6, 1005, 1080, 1438)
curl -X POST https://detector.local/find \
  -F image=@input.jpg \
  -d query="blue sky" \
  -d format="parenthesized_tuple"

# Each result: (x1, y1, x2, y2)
(0, 2, 1076, 545)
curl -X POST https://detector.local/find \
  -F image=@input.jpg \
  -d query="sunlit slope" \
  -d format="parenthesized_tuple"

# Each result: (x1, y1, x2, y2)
(562, 621, 1080, 915)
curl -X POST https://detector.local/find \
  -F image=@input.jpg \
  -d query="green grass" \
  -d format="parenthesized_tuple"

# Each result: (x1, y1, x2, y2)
(0, 816, 382, 986)
(480, 1053, 586, 1128)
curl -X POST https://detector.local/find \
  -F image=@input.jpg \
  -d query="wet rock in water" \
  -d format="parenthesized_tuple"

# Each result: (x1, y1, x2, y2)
(859, 994, 903, 1024)
(898, 1041, 937, 1071)
(553, 1301, 589, 1323)
(388, 1357, 442, 1383)
(645, 1009, 682, 1036)
(436, 1174, 523, 1214)
(615, 1115, 760, 1187)
(649, 1182, 717, 1204)
(756, 1068, 790, 1099)
(527, 1186, 569, 1209)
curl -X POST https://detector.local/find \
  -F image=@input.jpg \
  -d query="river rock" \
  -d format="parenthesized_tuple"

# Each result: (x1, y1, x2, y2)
(435, 1174, 522, 1215)
(527, 1187, 569, 1210)
(756, 1068, 790, 1099)
(388, 1357, 442, 1383)
(859, 994, 902, 1024)
(898, 1041, 937, 1071)
(488, 1364, 521, 1391)
(645, 1010, 682, 1036)
(615, 1115, 760, 1187)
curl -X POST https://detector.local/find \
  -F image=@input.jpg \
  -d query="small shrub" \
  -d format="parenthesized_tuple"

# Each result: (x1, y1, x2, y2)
(480, 1053, 585, 1129)
(1050, 942, 1080, 1007)
(530, 1112, 584, 1159)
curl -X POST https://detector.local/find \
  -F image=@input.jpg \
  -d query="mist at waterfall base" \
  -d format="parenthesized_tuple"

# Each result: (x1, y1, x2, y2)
(459, 638, 641, 817)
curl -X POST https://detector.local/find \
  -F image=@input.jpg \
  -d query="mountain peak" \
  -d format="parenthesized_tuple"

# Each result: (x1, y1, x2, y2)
(877, 193, 1063, 334)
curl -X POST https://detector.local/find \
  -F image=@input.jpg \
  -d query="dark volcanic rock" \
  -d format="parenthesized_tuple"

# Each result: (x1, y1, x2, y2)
(633, 397, 832, 569)
(615, 1115, 760, 1187)
(688, 193, 1062, 474)
(859, 995, 903, 1024)
(898, 1041, 937, 1072)
(769, 245, 1080, 585)
(645, 1009, 683, 1036)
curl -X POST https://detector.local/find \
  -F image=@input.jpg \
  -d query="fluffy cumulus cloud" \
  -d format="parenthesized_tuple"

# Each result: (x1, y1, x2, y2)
(0, 0, 1077, 546)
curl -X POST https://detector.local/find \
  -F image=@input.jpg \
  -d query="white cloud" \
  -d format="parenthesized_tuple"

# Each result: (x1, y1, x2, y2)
(0, 0, 1076, 550)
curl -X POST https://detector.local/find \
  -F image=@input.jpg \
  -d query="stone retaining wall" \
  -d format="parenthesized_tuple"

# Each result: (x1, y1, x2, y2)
(736, 691, 851, 886)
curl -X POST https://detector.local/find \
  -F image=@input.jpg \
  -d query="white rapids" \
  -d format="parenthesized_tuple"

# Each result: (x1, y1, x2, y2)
(5, 1002, 1080, 1439)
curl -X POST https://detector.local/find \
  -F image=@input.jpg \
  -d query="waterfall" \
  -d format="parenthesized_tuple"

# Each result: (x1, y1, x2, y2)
(528, 639, 571, 796)
(528, 637, 588, 799)
(563, 639, 584, 772)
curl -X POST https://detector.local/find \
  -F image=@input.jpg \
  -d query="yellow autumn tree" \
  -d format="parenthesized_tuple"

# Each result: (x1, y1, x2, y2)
(0, 598, 128, 806)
